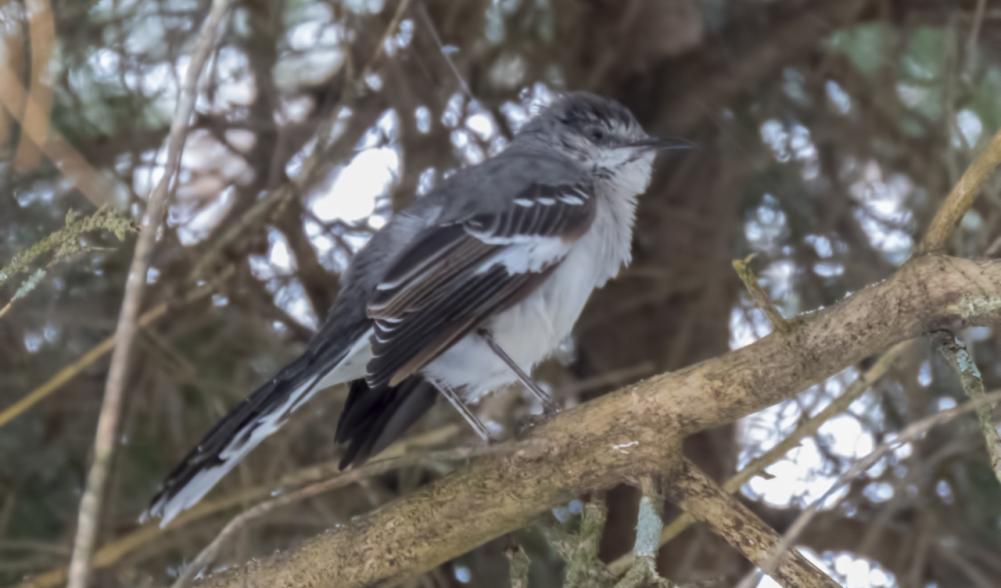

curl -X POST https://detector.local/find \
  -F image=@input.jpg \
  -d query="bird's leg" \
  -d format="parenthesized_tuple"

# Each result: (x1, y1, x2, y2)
(478, 328, 558, 416)
(428, 378, 492, 443)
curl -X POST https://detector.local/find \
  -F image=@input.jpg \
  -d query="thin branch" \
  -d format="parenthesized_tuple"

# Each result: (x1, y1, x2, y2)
(934, 331, 1001, 485)
(64, 2, 234, 587)
(0, 208, 134, 289)
(416, 1, 473, 100)
(732, 253, 791, 334)
(542, 494, 616, 587)
(13, 0, 55, 171)
(0, 268, 46, 320)
(505, 541, 531, 588)
(0, 208, 135, 321)
(762, 389, 1001, 576)
(0, 269, 228, 430)
(0, 2, 120, 208)
(666, 460, 839, 588)
(965, 0, 987, 77)
(614, 478, 672, 588)
(918, 126, 1001, 253)
(189, 0, 412, 282)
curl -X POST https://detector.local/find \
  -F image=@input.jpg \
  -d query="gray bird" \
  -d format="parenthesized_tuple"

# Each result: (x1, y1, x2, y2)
(144, 92, 686, 525)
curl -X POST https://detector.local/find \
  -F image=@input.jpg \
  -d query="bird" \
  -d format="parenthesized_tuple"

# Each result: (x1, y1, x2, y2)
(143, 91, 686, 525)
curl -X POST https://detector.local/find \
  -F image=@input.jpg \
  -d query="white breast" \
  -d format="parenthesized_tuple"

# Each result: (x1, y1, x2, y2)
(423, 154, 651, 402)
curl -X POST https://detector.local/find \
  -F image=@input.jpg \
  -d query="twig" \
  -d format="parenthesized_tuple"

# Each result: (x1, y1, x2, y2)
(13, 0, 54, 172)
(0, 269, 227, 430)
(762, 389, 1001, 577)
(561, 362, 655, 396)
(64, 2, 234, 587)
(934, 331, 1001, 485)
(666, 460, 839, 588)
(416, 1, 473, 99)
(0, 208, 134, 288)
(0, 208, 135, 321)
(965, 0, 987, 77)
(985, 233, 1001, 257)
(614, 478, 673, 588)
(0, 269, 45, 320)
(0, 3, 120, 208)
(917, 126, 1001, 253)
(363, 0, 413, 81)
(538, 498, 611, 587)
(171, 441, 532, 588)
(905, 513, 932, 588)
(189, 0, 412, 281)
(505, 540, 531, 588)
(731, 253, 791, 334)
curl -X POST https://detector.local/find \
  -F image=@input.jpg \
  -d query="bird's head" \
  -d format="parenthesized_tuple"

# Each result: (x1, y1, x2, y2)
(518, 92, 690, 186)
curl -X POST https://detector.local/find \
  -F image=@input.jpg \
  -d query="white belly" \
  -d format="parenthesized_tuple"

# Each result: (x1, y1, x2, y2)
(422, 215, 628, 402)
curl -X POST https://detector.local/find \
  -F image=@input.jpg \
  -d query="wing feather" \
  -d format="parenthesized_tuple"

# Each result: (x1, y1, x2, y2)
(365, 181, 595, 390)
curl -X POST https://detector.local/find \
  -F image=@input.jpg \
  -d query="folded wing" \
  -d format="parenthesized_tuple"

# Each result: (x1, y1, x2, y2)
(364, 182, 595, 390)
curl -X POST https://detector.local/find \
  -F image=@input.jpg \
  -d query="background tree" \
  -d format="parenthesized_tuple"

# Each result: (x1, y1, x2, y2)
(2, 0, 1001, 586)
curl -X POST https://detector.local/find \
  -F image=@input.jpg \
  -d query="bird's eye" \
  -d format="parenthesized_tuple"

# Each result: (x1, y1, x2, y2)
(588, 127, 605, 142)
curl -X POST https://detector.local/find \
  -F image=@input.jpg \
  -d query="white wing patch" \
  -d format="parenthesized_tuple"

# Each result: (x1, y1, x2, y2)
(473, 237, 570, 275)
(511, 191, 587, 209)
(464, 189, 591, 276)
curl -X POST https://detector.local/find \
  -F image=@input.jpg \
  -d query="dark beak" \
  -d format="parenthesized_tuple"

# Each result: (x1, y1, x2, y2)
(629, 136, 696, 151)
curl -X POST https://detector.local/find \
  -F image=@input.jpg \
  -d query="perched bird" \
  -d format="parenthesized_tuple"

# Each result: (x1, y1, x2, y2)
(144, 92, 685, 525)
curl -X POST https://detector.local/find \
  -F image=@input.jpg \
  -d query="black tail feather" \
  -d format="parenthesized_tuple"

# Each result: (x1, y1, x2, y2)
(143, 351, 322, 523)
(336, 376, 437, 469)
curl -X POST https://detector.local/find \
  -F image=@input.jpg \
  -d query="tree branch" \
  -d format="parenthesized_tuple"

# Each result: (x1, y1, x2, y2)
(918, 127, 1001, 253)
(64, 2, 234, 587)
(665, 460, 838, 588)
(614, 478, 672, 588)
(732, 253, 791, 334)
(200, 254, 1001, 588)
(933, 331, 1001, 485)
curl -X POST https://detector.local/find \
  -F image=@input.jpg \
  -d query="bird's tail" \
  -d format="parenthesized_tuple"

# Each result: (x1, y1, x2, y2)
(335, 375, 438, 469)
(143, 325, 371, 526)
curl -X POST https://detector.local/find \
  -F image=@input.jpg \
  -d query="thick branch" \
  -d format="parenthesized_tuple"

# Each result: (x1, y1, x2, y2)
(200, 254, 1001, 588)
